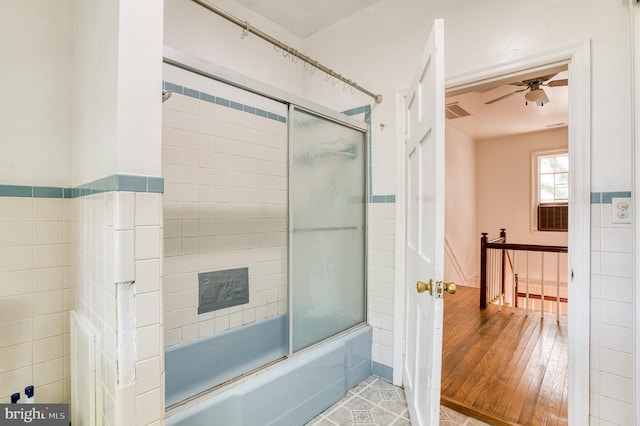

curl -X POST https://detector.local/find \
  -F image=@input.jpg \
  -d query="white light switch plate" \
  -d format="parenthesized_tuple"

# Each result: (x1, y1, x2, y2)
(611, 197, 632, 224)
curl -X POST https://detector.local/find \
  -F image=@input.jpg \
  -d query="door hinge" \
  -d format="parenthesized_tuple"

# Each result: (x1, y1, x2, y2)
(404, 131, 408, 143)
(402, 340, 407, 355)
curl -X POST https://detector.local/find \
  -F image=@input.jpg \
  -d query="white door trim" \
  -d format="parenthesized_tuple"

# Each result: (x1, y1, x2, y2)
(631, 3, 640, 424)
(393, 41, 591, 424)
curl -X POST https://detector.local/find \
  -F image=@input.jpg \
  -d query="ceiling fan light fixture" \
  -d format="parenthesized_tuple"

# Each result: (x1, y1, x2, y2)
(525, 89, 546, 103)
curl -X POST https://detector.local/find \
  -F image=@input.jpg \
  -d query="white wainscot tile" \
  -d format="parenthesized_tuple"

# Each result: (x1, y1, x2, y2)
(600, 252, 632, 279)
(34, 222, 63, 245)
(600, 276, 631, 303)
(0, 342, 33, 370)
(0, 222, 32, 247)
(33, 199, 63, 221)
(0, 246, 32, 273)
(135, 193, 162, 227)
(136, 356, 161, 395)
(0, 270, 32, 297)
(114, 230, 135, 283)
(33, 244, 63, 269)
(600, 372, 632, 403)
(33, 358, 63, 387)
(600, 300, 632, 328)
(135, 259, 160, 294)
(600, 324, 632, 353)
(0, 198, 32, 222)
(599, 395, 632, 425)
(136, 292, 160, 327)
(599, 348, 633, 378)
(115, 192, 135, 231)
(136, 388, 162, 425)
(0, 318, 32, 348)
(601, 227, 632, 253)
(135, 227, 161, 260)
(0, 295, 33, 323)
(137, 324, 161, 361)
(33, 313, 63, 340)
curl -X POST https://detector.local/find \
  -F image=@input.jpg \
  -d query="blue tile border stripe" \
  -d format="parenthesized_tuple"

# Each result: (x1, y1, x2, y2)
(163, 81, 287, 124)
(591, 191, 632, 204)
(0, 175, 164, 199)
(343, 105, 395, 205)
(0, 185, 33, 197)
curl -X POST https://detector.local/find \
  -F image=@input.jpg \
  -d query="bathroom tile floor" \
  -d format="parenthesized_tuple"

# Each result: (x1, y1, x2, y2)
(306, 376, 489, 426)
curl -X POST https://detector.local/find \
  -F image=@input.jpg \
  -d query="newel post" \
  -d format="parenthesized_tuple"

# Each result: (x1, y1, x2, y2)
(480, 233, 488, 309)
(500, 228, 507, 297)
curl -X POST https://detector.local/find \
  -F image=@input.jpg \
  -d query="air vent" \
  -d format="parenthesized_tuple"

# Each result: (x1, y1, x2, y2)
(445, 102, 472, 120)
(538, 204, 568, 232)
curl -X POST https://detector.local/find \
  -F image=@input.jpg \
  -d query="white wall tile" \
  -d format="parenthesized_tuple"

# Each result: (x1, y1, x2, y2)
(114, 230, 135, 283)
(33, 335, 63, 363)
(0, 270, 32, 297)
(0, 198, 32, 222)
(600, 252, 632, 278)
(0, 295, 33, 322)
(135, 193, 162, 227)
(135, 356, 161, 395)
(0, 366, 32, 400)
(0, 318, 32, 348)
(135, 227, 160, 260)
(115, 192, 135, 231)
(0, 222, 32, 246)
(599, 395, 632, 425)
(135, 388, 162, 425)
(600, 324, 632, 353)
(0, 246, 32, 272)
(136, 292, 160, 328)
(33, 199, 62, 221)
(33, 245, 62, 269)
(33, 358, 63, 388)
(137, 324, 161, 362)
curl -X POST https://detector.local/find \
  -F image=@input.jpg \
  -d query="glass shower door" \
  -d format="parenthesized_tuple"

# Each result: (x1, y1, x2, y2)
(290, 107, 367, 352)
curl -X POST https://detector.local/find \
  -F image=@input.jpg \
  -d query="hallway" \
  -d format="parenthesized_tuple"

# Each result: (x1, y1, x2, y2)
(441, 286, 568, 425)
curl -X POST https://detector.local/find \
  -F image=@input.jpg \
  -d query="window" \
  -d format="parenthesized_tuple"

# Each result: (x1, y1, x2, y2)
(531, 150, 568, 231)
(538, 153, 569, 203)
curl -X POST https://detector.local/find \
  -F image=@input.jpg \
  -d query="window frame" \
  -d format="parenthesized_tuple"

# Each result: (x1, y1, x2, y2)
(531, 148, 569, 231)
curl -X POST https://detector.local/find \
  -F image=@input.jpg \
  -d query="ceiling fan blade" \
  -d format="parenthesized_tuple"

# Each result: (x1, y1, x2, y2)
(545, 79, 568, 87)
(536, 73, 558, 83)
(536, 90, 551, 106)
(484, 88, 527, 104)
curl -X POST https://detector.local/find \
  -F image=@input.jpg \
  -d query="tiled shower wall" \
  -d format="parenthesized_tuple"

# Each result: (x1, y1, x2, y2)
(368, 202, 396, 376)
(589, 194, 633, 425)
(162, 78, 288, 348)
(73, 188, 164, 426)
(0, 195, 71, 404)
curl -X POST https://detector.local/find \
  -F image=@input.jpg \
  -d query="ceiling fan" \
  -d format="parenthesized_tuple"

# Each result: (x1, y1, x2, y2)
(484, 73, 568, 106)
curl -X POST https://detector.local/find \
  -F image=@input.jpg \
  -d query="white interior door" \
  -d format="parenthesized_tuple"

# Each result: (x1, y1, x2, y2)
(403, 19, 446, 425)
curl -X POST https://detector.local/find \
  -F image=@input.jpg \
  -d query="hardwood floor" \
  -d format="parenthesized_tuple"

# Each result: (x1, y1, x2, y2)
(441, 286, 568, 426)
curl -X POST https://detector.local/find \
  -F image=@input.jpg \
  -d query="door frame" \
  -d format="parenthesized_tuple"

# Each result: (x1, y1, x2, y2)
(393, 41, 591, 425)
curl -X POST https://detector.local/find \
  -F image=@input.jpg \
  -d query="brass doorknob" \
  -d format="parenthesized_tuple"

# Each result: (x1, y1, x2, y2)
(416, 280, 433, 294)
(444, 282, 457, 294)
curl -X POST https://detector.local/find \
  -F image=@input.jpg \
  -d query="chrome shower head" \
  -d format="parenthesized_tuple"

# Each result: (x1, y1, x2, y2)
(162, 90, 172, 103)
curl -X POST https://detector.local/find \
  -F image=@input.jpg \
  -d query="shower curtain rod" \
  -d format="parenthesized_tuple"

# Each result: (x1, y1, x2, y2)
(190, 0, 383, 104)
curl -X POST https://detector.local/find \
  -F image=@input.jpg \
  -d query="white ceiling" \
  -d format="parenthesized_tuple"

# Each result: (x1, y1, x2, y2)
(235, 0, 383, 38)
(446, 70, 569, 140)
(233, 1, 568, 140)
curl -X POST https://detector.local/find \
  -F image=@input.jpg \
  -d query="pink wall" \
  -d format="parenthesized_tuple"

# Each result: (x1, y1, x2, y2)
(445, 126, 568, 286)
(444, 124, 477, 286)
(476, 127, 568, 247)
